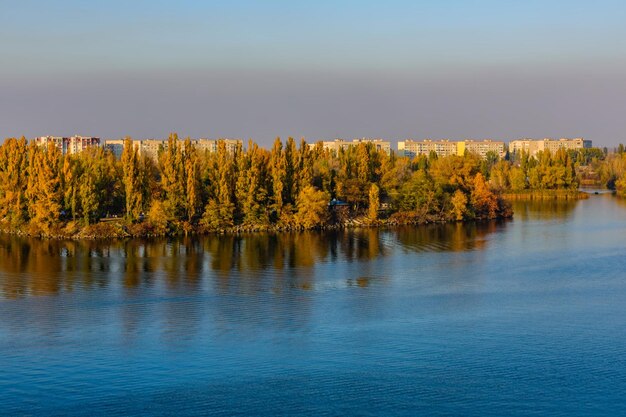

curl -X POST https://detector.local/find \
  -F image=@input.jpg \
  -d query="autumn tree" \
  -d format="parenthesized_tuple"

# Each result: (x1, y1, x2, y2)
(294, 186, 329, 229)
(310, 143, 336, 195)
(121, 137, 144, 221)
(450, 189, 469, 221)
(269, 137, 286, 220)
(296, 138, 313, 194)
(61, 154, 79, 221)
(201, 140, 236, 229)
(368, 183, 380, 222)
(235, 141, 270, 226)
(429, 154, 481, 193)
(159, 134, 185, 219)
(65, 147, 122, 224)
(182, 138, 202, 221)
(0, 137, 29, 226)
(26, 142, 62, 232)
(470, 173, 499, 219)
(284, 137, 298, 206)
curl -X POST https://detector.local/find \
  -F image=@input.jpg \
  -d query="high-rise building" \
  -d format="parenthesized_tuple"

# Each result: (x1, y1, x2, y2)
(34, 136, 66, 153)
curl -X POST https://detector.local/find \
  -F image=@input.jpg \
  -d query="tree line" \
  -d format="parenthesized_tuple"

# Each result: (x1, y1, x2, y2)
(0, 134, 602, 238)
(587, 144, 626, 196)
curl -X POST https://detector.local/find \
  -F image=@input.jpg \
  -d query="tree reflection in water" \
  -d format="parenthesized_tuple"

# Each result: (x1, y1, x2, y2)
(0, 220, 509, 300)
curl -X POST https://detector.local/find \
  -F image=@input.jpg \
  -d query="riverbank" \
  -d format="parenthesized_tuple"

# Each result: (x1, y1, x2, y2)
(0, 207, 513, 240)
(502, 189, 589, 200)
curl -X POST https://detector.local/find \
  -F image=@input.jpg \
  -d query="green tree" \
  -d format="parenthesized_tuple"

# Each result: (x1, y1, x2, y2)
(489, 160, 510, 191)
(508, 166, 527, 191)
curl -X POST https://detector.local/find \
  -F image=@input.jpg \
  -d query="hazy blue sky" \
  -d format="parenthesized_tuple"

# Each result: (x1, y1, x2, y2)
(2, 0, 626, 147)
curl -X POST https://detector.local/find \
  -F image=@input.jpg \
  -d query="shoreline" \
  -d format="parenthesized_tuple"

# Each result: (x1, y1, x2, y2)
(0, 211, 513, 241)
(1, 192, 598, 241)
(502, 190, 590, 200)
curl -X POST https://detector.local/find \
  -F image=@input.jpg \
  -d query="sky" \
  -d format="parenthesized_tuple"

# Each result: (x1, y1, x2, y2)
(1, 0, 626, 147)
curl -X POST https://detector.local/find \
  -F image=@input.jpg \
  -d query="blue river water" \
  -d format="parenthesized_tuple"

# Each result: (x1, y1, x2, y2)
(1, 194, 626, 416)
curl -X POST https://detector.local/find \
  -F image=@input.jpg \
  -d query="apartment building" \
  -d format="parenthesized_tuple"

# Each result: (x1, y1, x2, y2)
(398, 139, 505, 159)
(459, 139, 506, 159)
(509, 138, 592, 158)
(193, 138, 242, 154)
(103, 138, 243, 160)
(35, 135, 100, 155)
(34, 136, 65, 153)
(103, 139, 125, 158)
(318, 138, 391, 155)
(398, 139, 458, 158)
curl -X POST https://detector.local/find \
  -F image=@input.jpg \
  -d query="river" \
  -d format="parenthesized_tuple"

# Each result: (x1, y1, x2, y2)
(1, 194, 626, 416)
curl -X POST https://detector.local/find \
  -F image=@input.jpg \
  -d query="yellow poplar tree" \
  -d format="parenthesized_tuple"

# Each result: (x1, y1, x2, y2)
(0, 137, 29, 226)
(183, 138, 201, 221)
(27, 142, 62, 231)
(61, 155, 80, 221)
(368, 183, 380, 222)
(270, 137, 286, 219)
(450, 189, 469, 221)
(121, 137, 142, 221)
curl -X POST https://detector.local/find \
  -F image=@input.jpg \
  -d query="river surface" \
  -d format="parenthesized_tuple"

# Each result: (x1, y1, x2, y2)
(1, 194, 626, 416)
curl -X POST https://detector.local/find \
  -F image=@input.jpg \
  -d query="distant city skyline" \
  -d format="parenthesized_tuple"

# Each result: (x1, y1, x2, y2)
(2, 0, 626, 147)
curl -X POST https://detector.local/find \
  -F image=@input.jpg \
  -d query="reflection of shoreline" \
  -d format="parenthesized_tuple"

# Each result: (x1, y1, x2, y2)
(0, 221, 507, 300)
(394, 220, 506, 253)
(510, 198, 578, 221)
(502, 189, 588, 201)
